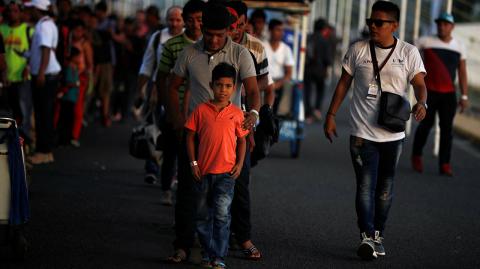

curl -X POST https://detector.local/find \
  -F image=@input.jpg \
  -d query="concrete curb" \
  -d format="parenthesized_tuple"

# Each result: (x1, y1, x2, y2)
(454, 113, 480, 144)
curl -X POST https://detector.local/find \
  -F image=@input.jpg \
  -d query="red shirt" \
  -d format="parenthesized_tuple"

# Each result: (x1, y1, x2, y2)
(185, 102, 249, 175)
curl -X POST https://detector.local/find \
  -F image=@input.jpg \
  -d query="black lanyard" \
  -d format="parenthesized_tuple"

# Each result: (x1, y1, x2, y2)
(369, 38, 397, 91)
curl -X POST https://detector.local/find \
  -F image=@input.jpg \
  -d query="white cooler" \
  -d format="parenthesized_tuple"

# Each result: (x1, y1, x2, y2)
(0, 121, 11, 223)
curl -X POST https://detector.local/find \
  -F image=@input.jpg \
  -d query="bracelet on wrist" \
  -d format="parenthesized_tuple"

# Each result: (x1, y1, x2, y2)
(250, 109, 259, 118)
(461, 95, 468, 101)
(327, 112, 336, 117)
(190, 160, 198, 167)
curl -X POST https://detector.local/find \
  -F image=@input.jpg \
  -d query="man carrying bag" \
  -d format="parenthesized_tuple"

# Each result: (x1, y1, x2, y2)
(323, 1, 427, 260)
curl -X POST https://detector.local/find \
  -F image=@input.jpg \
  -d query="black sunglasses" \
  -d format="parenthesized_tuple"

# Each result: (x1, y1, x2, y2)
(366, 18, 395, 27)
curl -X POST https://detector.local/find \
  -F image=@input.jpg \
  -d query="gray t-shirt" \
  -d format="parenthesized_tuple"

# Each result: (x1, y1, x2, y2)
(173, 37, 257, 115)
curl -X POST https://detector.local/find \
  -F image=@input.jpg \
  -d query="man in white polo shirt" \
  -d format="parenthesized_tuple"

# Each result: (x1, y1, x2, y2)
(25, 0, 61, 165)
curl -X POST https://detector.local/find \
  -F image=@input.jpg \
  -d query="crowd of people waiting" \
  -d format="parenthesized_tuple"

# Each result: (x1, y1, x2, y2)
(0, 0, 469, 267)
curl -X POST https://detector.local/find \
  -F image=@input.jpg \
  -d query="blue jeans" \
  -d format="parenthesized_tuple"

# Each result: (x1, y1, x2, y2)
(349, 136, 403, 236)
(195, 173, 235, 259)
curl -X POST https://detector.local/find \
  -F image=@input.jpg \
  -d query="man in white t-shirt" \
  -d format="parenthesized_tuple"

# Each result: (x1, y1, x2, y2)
(136, 5, 183, 186)
(137, 6, 183, 93)
(263, 19, 294, 114)
(324, 1, 427, 260)
(411, 13, 469, 176)
(25, 0, 61, 165)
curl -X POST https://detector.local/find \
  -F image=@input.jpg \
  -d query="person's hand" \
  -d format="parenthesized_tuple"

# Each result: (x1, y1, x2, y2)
(230, 163, 242, 179)
(22, 66, 30, 81)
(459, 99, 469, 113)
(242, 111, 257, 130)
(36, 73, 45, 88)
(412, 103, 426, 122)
(324, 115, 338, 143)
(248, 132, 255, 153)
(191, 165, 201, 182)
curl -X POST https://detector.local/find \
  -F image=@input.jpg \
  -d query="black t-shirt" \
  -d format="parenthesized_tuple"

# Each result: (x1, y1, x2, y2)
(92, 29, 113, 64)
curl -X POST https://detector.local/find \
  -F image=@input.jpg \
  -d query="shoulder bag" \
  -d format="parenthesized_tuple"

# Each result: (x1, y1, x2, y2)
(369, 39, 411, 133)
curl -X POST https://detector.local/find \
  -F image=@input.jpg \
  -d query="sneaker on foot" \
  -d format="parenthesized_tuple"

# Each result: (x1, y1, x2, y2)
(374, 231, 385, 256)
(70, 139, 80, 148)
(357, 232, 377, 260)
(212, 259, 226, 269)
(161, 190, 173, 206)
(411, 155, 423, 173)
(144, 173, 157, 184)
(440, 163, 453, 176)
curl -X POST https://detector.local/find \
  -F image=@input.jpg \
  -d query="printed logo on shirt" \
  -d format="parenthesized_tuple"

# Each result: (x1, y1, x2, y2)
(391, 58, 405, 67)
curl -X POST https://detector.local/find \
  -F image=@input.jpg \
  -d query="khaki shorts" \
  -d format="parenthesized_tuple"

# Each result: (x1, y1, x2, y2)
(96, 63, 113, 98)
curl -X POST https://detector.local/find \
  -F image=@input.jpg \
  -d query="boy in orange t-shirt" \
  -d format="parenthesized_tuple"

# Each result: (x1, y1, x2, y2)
(184, 63, 249, 268)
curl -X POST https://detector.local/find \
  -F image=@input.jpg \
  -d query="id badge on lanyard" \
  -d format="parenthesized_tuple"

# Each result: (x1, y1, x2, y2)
(367, 76, 378, 100)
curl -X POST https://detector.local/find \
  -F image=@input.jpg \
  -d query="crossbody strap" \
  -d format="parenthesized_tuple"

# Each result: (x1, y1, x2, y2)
(369, 38, 397, 93)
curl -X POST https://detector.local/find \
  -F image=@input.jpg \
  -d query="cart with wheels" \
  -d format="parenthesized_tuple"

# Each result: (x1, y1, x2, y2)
(277, 81, 305, 158)
(245, 0, 310, 158)
(0, 116, 29, 260)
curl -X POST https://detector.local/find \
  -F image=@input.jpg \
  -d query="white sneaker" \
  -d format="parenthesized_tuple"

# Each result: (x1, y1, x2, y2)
(374, 231, 386, 256)
(161, 190, 173, 206)
(357, 232, 377, 260)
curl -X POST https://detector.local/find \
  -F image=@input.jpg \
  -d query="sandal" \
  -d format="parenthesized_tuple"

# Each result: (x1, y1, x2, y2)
(242, 245, 262, 260)
(166, 249, 187, 263)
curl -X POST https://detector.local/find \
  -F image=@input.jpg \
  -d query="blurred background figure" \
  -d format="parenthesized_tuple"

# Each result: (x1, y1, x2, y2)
(263, 18, 294, 115)
(0, 1, 34, 143)
(250, 9, 267, 41)
(304, 18, 334, 123)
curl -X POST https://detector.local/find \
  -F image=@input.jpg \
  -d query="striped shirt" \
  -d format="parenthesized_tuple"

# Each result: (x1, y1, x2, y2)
(240, 33, 269, 76)
(158, 32, 196, 103)
(416, 35, 466, 93)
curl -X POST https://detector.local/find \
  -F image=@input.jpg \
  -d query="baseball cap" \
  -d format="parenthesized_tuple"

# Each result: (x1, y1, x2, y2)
(24, 0, 51, 11)
(435, 12, 455, 24)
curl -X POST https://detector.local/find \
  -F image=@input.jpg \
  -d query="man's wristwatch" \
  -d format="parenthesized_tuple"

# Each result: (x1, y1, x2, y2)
(190, 161, 198, 167)
(418, 101, 428, 110)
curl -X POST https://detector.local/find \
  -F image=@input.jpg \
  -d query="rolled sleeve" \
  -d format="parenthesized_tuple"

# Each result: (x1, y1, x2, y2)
(342, 44, 357, 76)
(138, 32, 159, 76)
(39, 23, 55, 48)
(408, 47, 427, 82)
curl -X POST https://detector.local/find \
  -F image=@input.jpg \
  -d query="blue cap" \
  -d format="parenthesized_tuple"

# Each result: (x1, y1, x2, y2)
(435, 12, 455, 24)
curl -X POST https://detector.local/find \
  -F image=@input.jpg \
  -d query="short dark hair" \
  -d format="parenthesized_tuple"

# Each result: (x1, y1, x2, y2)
(268, 19, 283, 31)
(202, 2, 232, 30)
(225, 1, 248, 18)
(212, 63, 236, 85)
(371, 0, 400, 21)
(182, 0, 205, 20)
(145, 5, 160, 20)
(250, 9, 266, 21)
(70, 19, 85, 29)
(94, 1, 107, 12)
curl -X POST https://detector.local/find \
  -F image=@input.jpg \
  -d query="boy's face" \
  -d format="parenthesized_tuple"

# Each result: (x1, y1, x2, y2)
(210, 77, 235, 103)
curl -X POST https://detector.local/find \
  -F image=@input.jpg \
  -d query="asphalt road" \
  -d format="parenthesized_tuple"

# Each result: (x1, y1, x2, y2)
(1, 109, 480, 269)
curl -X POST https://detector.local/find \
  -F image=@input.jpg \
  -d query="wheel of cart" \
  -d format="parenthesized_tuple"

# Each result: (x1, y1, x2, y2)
(0, 116, 29, 261)
(278, 81, 305, 158)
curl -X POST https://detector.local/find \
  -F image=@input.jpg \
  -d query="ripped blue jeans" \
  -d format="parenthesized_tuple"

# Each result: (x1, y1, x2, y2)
(195, 173, 235, 260)
(350, 136, 403, 237)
